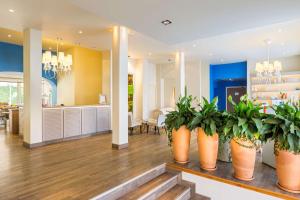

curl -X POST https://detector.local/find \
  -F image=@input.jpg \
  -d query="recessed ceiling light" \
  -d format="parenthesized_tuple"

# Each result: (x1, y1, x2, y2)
(148, 52, 152, 56)
(278, 29, 283, 33)
(9, 9, 15, 13)
(7, 34, 12, 38)
(192, 44, 197, 47)
(281, 42, 285, 46)
(78, 30, 83, 34)
(161, 20, 172, 25)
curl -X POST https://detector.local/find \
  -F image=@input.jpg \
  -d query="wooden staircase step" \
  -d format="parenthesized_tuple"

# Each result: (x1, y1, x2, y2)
(92, 164, 166, 200)
(118, 172, 178, 200)
(191, 194, 211, 200)
(157, 184, 191, 200)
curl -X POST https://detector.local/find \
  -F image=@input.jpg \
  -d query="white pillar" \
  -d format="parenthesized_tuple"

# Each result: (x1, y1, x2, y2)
(23, 28, 43, 148)
(175, 52, 185, 96)
(112, 26, 128, 149)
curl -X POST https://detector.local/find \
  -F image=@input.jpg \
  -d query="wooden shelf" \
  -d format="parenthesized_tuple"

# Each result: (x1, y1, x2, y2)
(252, 82, 300, 87)
(252, 90, 300, 93)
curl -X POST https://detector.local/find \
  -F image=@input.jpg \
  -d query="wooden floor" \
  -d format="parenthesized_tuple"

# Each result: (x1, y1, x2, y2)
(0, 130, 197, 200)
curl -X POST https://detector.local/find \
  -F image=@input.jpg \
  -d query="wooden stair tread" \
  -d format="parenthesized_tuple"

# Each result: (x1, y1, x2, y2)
(157, 184, 190, 200)
(118, 172, 177, 200)
(191, 194, 211, 200)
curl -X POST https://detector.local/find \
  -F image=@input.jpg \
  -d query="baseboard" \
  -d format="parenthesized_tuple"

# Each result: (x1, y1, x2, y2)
(23, 141, 45, 149)
(23, 130, 112, 149)
(112, 143, 129, 150)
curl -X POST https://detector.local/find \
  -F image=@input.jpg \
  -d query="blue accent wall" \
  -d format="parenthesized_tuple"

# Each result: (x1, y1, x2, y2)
(210, 61, 247, 110)
(0, 42, 57, 104)
(214, 79, 247, 110)
(0, 42, 23, 72)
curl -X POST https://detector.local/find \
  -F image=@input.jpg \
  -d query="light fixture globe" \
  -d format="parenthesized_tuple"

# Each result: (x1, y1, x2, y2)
(42, 38, 72, 78)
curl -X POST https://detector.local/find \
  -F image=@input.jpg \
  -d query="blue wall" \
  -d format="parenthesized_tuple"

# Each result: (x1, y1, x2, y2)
(214, 79, 247, 110)
(0, 42, 57, 104)
(210, 61, 247, 110)
(0, 42, 23, 72)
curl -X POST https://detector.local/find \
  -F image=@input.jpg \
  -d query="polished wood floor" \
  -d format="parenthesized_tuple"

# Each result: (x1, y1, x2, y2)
(0, 130, 197, 200)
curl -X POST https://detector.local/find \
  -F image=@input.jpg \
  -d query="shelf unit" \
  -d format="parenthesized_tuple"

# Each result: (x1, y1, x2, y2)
(250, 71, 300, 105)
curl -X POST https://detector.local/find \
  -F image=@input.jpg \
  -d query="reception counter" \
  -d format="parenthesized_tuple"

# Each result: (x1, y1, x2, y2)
(42, 105, 111, 142)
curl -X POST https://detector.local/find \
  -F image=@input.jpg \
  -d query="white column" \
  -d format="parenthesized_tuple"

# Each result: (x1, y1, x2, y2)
(23, 28, 43, 147)
(175, 52, 185, 96)
(112, 26, 128, 149)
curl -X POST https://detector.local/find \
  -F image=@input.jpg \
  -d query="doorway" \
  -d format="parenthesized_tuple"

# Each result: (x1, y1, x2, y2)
(226, 86, 247, 112)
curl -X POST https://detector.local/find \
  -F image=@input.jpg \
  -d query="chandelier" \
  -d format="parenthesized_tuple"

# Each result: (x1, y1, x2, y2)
(42, 38, 72, 79)
(255, 39, 282, 83)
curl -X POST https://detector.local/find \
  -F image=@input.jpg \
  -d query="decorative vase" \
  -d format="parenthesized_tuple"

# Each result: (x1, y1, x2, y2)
(172, 125, 191, 164)
(276, 149, 300, 193)
(197, 128, 218, 170)
(231, 138, 256, 181)
(218, 140, 232, 162)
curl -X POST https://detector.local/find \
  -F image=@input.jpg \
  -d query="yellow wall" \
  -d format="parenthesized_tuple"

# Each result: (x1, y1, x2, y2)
(73, 47, 102, 105)
(57, 46, 103, 106)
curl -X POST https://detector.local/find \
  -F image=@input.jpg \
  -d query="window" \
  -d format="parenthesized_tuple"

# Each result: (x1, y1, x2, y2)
(0, 82, 23, 105)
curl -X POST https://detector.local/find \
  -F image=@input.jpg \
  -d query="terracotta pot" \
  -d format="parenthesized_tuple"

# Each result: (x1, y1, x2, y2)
(197, 128, 218, 170)
(276, 150, 300, 193)
(172, 125, 191, 164)
(231, 138, 256, 181)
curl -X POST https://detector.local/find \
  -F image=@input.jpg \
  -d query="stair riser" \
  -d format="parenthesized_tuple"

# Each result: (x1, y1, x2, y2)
(175, 188, 191, 200)
(137, 175, 179, 200)
(92, 164, 166, 200)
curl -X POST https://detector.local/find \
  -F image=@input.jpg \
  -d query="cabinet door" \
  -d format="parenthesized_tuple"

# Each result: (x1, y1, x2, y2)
(81, 107, 97, 135)
(96, 107, 111, 132)
(43, 109, 63, 141)
(63, 108, 81, 138)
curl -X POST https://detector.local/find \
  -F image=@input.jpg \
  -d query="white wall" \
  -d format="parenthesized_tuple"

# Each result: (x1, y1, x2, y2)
(199, 60, 210, 100)
(142, 60, 157, 120)
(156, 60, 210, 108)
(182, 172, 280, 200)
(57, 72, 75, 106)
(128, 59, 157, 121)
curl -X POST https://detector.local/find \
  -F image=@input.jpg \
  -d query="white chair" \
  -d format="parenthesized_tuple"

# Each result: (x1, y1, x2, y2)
(147, 110, 166, 134)
(128, 112, 142, 135)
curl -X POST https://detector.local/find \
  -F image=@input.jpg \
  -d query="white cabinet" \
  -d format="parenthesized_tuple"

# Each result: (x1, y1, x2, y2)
(63, 107, 82, 137)
(96, 106, 111, 132)
(43, 108, 63, 141)
(81, 107, 97, 135)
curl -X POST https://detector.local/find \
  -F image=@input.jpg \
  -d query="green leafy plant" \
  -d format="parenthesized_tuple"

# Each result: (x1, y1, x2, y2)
(165, 88, 195, 146)
(262, 101, 300, 154)
(222, 95, 264, 144)
(189, 97, 223, 136)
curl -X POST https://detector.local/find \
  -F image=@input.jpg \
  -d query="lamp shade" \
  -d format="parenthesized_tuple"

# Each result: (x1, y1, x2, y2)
(58, 52, 65, 64)
(51, 55, 58, 66)
(274, 60, 282, 71)
(255, 62, 263, 73)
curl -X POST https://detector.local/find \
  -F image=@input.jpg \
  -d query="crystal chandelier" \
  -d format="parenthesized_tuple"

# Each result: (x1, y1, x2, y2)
(42, 38, 72, 79)
(255, 39, 282, 83)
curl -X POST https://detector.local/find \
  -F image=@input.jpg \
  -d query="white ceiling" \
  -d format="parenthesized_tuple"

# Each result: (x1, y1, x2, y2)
(71, 0, 300, 44)
(1, 0, 300, 64)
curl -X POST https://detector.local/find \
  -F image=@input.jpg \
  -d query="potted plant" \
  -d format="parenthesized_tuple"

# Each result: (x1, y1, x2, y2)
(190, 97, 223, 170)
(262, 101, 300, 193)
(165, 88, 195, 164)
(222, 95, 263, 181)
